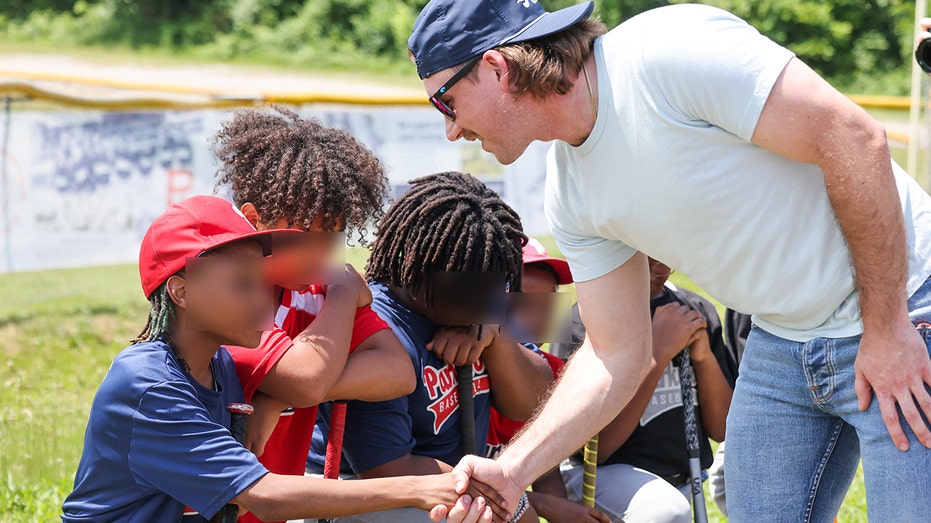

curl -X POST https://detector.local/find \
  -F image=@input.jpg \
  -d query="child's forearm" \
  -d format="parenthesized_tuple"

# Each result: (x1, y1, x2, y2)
(484, 336, 553, 421)
(324, 330, 415, 402)
(234, 472, 454, 521)
(257, 292, 357, 407)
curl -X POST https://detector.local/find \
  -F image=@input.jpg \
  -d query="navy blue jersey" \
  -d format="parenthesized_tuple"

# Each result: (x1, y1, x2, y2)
(62, 341, 268, 522)
(309, 281, 491, 474)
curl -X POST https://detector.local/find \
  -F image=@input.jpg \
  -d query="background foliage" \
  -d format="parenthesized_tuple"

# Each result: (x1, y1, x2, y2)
(0, 0, 919, 93)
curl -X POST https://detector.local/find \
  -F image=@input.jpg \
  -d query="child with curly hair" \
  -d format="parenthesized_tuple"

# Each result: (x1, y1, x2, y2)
(212, 106, 419, 523)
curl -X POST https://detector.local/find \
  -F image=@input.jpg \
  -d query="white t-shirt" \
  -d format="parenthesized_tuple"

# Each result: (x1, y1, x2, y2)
(545, 4, 931, 341)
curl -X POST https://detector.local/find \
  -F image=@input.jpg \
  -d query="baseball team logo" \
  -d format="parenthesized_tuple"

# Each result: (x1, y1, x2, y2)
(422, 361, 490, 433)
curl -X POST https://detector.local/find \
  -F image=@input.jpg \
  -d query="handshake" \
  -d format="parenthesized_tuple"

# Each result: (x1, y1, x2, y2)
(425, 456, 528, 523)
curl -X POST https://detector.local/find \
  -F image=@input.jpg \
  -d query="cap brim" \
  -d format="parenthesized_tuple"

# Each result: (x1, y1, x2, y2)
(525, 257, 574, 285)
(207, 229, 304, 257)
(506, 1, 595, 45)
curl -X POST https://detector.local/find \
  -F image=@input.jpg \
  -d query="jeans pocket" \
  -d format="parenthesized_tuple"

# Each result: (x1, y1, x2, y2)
(803, 338, 837, 405)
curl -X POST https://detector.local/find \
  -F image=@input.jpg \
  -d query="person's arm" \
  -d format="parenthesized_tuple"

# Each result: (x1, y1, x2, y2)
(324, 329, 416, 402)
(257, 264, 371, 408)
(529, 468, 567, 498)
(596, 360, 669, 463)
(751, 57, 931, 450)
(526, 468, 611, 523)
(598, 302, 705, 461)
(483, 335, 552, 422)
(357, 453, 512, 522)
(232, 471, 462, 522)
(357, 452, 451, 478)
(526, 491, 609, 523)
(453, 254, 653, 512)
(689, 330, 733, 442)
(243, 391, 289, 458)
(427, 326, 553, 422)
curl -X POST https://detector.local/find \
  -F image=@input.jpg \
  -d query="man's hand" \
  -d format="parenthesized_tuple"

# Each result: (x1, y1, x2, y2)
(451, 455, 524, 521)
(427, 325, 497, 366)
(651, 303, 706, 365)
(324, 263, 372, 309)
(855, 320, 931, 451)
(244, 392, 288, 458)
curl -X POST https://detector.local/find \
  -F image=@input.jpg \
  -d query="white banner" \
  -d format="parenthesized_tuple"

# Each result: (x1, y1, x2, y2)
(0, 105, 549, 273)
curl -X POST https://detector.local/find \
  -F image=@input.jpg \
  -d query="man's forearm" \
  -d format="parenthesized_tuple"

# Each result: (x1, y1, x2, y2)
(821, 124, 909, 331)
(496, 337, 649, 488)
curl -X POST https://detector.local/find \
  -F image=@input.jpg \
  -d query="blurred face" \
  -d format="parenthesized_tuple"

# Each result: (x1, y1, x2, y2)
(648, 257, 672, 298)
(422, 52, 538, 165)
(508, 264, 560, 343)
(179, 241, 274, 348)
(248, 211, 346, 291)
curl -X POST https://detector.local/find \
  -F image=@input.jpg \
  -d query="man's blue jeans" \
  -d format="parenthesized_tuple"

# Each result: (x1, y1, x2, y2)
(726, 278, 931, 522)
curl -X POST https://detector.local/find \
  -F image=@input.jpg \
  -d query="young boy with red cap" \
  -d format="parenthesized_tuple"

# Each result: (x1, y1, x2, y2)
(61, 195, 462, 523)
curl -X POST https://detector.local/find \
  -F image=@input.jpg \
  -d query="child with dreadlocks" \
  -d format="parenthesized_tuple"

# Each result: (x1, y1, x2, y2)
(209, 107, 422, 523)
(307, 171, 554, 523)
(61, 195, 463, 523)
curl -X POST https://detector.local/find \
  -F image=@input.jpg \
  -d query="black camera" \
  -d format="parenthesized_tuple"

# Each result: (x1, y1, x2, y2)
(917, 37, 931, 73)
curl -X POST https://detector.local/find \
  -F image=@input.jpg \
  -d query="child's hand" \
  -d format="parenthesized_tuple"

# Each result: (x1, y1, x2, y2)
(244, 392, 288, 458)
(427, 325, 497, 366)
(433, 495, 494, 523)
(651, 303, 706, 366)
(325, 263, 372, 309)
(687, 327, 713, 364)
(418, 473, 474, 515)
(536, 494, 611, 523)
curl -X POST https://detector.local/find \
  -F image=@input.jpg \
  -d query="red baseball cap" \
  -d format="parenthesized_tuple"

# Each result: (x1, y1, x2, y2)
(139, 195, 290, 298)
(522, 237, 573, 285)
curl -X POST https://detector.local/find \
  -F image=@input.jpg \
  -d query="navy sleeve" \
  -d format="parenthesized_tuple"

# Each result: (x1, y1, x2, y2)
(128, 383, 268, 518)
(340, 395, 417, 474)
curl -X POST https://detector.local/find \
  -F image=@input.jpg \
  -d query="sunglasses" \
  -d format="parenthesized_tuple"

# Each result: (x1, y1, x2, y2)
(429, 55, 482, 120)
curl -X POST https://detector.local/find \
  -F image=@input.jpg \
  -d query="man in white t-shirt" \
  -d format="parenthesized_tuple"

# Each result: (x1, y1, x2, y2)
(408, 0, 931, 521)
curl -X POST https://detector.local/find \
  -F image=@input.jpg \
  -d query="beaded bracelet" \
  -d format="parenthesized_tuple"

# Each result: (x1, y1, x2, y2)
(508, 492, 530, 522)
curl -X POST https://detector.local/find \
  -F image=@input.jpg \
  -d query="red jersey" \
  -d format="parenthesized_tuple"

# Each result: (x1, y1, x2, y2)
(486, 351, 564, 458)
(226, 285, 388, 523)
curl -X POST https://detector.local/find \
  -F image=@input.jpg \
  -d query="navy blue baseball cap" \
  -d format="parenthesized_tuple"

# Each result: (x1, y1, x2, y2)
(409, 0, 595, 79)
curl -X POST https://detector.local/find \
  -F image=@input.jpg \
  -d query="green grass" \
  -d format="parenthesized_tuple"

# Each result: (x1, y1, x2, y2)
(0, 244, 867, 521)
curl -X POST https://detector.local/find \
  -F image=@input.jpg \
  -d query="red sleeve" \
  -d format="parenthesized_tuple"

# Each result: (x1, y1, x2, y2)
(542, 351, 565, 377)
(226, 328, 292, 402)
(349, 305, 390, 351)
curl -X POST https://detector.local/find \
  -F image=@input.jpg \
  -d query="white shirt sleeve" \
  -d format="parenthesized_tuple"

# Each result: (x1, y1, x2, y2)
(545, 146, 636, 282)
(640, 5, 795, 142)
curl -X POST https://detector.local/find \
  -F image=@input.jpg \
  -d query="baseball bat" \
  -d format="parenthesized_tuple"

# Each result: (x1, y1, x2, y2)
(320, 400, 348, 523)
(210, 402, 254, 523)
(457, 364, 477, 455)
(673, 349, 709, 523)
(323, 401, 348, 479)
(581, 435, 599, 508)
